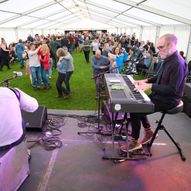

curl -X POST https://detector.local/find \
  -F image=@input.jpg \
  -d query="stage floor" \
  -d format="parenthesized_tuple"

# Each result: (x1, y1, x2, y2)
(19, 110, 191, 191)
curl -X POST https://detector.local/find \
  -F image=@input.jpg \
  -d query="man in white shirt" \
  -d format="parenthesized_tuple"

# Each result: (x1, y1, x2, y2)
(28, 43, 41, 88)
(91, 37, 100, 55)
(0, 87, 38, 150)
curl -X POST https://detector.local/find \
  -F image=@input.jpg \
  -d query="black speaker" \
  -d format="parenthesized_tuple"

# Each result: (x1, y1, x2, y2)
(22, 106, 47, 130)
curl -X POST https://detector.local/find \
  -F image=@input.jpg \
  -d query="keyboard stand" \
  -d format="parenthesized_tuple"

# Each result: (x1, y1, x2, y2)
(102, 112, 148, 162)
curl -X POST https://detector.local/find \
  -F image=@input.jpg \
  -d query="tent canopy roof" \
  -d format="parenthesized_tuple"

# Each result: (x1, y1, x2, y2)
(0, 0, 191, 30)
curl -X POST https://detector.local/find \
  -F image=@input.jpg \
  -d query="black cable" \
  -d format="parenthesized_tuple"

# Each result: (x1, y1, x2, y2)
(40, 135, 62, 151)
(27, 117, 64, 150)
(47, 114, 111, 141)
(41, 118, 63, 150)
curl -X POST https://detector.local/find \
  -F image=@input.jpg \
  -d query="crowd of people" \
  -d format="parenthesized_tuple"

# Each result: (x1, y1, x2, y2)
(0, 34, 75, 98)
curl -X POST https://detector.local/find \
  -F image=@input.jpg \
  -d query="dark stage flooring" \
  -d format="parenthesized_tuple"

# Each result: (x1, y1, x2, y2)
(19, 110, 191, 191)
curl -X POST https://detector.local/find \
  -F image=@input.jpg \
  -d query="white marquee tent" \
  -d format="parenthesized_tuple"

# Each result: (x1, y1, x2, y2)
(0, 0, 191, 60)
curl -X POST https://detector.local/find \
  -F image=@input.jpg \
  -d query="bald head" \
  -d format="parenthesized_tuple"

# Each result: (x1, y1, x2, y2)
(95, 49, 101, 57)
(157, 33, 177, 59)
(160, 33, 177, 45)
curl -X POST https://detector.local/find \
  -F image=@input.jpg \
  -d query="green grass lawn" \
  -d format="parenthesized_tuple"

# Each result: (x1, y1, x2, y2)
(0, 51, 97, 110)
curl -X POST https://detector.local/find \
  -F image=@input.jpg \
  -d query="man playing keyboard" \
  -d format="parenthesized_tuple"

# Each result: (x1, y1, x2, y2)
(121, 33, 188, 152)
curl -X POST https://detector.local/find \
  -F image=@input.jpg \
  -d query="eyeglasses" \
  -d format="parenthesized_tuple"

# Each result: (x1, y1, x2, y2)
(157, 45, 165, 50)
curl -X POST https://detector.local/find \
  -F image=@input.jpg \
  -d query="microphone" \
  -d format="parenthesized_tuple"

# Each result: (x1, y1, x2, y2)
(13, 71, 23, 77)
(0, 71, 23, 87)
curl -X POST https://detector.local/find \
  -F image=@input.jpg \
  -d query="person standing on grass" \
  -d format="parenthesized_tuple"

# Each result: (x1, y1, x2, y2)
(61, 47, 74, 98)
(91, 37, 100, 55)
(38, 43, 51, 89)
(48, 44, 54, 79)
(0, 38, 10, 71)
(56, 48, 68, 98)
(15, 39, 25, 69)
(81, 36, 91, 64)
(49, 36, 60, 68)
(28, 43, 41, 88)
(25, 43, 32, 84)
(9, 43, 16, 64)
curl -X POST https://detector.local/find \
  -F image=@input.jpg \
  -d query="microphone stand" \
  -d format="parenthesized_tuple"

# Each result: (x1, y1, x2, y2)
(78, 66, 118, 136)
(94, 72, 105, 132)
(0, 74, 17, 87)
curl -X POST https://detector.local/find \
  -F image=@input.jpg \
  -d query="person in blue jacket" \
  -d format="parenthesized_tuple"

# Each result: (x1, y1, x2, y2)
(15, 39, 25, 68)
(109, 47, 128, 73)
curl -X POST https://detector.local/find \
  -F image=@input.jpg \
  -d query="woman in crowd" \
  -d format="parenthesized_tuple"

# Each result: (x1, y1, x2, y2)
(39, 43, 51, 89)
(0, 38, 10, 71)
(9, 43, 16, 64)
(91, 37, 100, 55)
(62, 47, 74, 98)
(24, 42, 32, 83)
(108, 46, 128, 73)
(56, 48, 68, 98)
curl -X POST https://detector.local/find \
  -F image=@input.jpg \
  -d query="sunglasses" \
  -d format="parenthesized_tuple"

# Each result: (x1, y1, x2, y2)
(157, 45, 165, 50)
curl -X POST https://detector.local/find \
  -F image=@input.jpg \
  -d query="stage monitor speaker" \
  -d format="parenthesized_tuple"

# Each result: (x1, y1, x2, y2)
(21, 106, 47, 131)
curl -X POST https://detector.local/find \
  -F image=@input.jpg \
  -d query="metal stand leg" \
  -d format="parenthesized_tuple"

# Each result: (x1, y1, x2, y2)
(102, 113, 147, 162)
(162, 127, 186, 161)
(77, 76, 104, 135)
(147, 113, 186, 161)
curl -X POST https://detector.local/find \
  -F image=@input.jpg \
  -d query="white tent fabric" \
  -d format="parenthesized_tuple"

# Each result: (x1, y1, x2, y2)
(0, 0, 191, 60)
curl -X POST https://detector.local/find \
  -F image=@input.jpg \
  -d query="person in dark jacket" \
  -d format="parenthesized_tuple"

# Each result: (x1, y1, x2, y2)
(0, 38, 10, 71)
(91, 49, 110, 98)
(121, 33, 188, 152)
(81, 37, 91, 64)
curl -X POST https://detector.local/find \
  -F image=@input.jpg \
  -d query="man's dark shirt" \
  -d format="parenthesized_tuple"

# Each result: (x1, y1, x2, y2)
(91, 55, 110, 75)
(61, 37, 69, 49)
(148, 51, 188, 109)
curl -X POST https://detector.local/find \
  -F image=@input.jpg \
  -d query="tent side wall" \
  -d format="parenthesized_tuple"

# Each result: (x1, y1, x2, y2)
(0, 28, 17, 44)
(159, 25, 190, 58)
